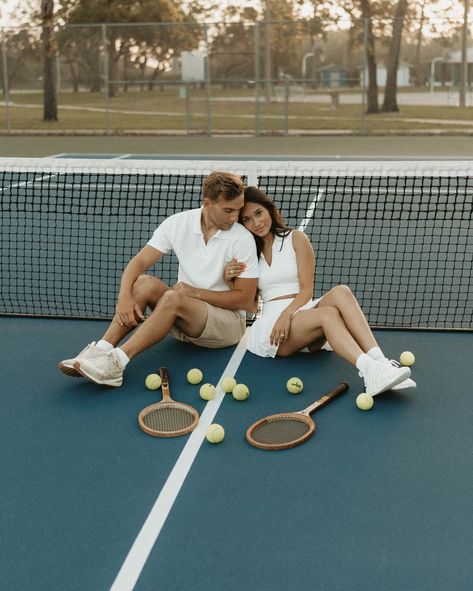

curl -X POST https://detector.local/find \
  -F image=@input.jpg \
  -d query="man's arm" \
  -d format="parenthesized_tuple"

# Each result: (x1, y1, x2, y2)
(116, 245, 164, 327)
(173, 277, 258, 312)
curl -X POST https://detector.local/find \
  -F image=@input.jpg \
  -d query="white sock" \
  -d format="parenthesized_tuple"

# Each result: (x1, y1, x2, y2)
(356, 353, 376, 375)
(115, 347, 130, 369)
(96, 339, 114, 352)
(367, 346, 386, 361)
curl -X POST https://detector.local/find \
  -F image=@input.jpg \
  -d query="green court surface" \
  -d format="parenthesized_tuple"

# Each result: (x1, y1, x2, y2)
(1, 316, 472, 590)
(1, 150, 472, 590)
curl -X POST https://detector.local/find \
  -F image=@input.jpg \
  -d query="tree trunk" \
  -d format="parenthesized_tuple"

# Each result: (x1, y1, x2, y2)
(360, 0, 379, 114)
(414, 0, 426, 87)
(41, 0, 58, 121)
(381, 0, 408, 112)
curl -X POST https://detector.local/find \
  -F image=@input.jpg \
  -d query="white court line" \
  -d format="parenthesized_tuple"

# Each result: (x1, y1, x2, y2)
(0, 172, 58, 194)
(298, 189, 324, 232)
(110, 185, 321, 590)
(109, 333, 248, 591)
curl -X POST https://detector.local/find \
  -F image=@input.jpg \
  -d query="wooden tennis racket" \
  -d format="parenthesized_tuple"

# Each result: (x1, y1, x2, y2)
(246, 382, 349, 450)
(138, 367, 199, 437)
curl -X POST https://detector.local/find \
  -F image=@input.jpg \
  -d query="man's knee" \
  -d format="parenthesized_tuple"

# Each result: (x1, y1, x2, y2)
(157, 289, 182, 314)
(132, 274, 167, 303)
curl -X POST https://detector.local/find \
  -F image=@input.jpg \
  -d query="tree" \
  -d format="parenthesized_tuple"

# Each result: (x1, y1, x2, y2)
(58, 0, 199, 95)
(41, 0, 58, 121)
(360, 0, 379, 113)
(209, 7, 258, 88)
(381, 0, 408, 112)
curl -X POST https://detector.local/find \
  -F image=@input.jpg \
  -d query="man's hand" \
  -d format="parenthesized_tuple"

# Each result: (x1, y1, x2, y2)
(115, 294, 145, 328)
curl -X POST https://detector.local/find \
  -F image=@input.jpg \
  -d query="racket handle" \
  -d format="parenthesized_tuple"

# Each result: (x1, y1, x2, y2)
(305, 382, 349, 416)
(159, 367, 169, 387)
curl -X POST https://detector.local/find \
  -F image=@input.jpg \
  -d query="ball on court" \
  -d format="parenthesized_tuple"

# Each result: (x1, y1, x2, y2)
(400, 351, 415, 367)
(205, 423, 225, 443)
(232, 383, 249, 401)
(356, 393, 374, 411)
(145, 373, 162, 390)
(199, 383, 216, 401)
(221, 376, 237, 393)
(286, 377, 304, 394)
(187, 368, 203, 384)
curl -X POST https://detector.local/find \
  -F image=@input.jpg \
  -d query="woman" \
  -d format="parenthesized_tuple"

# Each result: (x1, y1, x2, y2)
(225, 186, 415, 397)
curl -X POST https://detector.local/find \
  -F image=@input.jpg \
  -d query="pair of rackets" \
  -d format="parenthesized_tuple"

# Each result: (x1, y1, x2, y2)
(138, 367, 349, 450)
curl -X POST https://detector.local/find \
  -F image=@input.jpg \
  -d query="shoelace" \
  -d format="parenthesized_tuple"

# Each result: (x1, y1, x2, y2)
(91, 349, 120, 372)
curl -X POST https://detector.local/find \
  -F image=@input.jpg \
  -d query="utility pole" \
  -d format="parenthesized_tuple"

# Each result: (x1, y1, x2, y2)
(264, 0, 272, 103)
(459, 0, 469, 107)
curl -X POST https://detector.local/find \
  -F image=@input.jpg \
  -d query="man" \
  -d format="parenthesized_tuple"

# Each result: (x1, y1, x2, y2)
(59, 171, 258, 387)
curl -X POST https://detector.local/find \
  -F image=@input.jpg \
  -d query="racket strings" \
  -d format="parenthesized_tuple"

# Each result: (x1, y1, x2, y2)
(250, 416, 310, 445)
(142, 403, 196, 433)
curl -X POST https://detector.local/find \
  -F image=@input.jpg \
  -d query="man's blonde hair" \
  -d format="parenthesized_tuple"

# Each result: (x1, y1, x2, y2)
(202, 171, 244, 202)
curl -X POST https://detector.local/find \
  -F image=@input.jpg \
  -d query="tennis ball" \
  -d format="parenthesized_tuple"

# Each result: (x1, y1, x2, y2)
(145, 373, 162, 390)
(221, 376, 237, 393)
(287, 377, 304, 394)
(187, 368, 203, 384)
(232, 383, 249, 401)
(400, 351, 415, 367)
(356, 393, 374, 411)
(205, 423, 225, 443)
(199, 383, 216, 401)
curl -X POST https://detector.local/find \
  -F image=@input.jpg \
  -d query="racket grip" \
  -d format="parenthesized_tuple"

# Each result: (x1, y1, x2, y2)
(159, 367, 169, 387)
(306, 382, 349, 415)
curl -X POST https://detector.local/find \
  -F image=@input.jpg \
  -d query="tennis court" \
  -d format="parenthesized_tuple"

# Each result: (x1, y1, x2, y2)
(1, 155, 472, 590)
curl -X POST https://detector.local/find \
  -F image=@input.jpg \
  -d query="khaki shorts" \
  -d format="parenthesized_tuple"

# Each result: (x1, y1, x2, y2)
(170, 303, 246, 349)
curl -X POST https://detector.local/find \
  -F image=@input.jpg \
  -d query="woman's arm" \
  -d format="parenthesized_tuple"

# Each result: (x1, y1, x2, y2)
(269, 231, 315, 345)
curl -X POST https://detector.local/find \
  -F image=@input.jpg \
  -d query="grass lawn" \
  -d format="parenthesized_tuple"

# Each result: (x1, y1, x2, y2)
(2, 88, 473, 134)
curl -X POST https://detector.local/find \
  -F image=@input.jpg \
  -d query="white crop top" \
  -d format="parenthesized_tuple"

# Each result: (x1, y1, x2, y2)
(258, 232, 300, 302)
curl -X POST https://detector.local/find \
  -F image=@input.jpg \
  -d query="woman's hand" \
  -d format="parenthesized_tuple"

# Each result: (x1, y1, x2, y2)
(270, 311, 292, 347)
(224, 257, 247, 287)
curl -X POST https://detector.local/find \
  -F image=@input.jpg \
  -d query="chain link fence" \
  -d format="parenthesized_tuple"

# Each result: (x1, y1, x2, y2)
(1, 16, 472, 134)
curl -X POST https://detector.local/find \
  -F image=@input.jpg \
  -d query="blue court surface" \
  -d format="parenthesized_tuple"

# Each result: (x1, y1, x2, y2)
(1, 316, 473, 591)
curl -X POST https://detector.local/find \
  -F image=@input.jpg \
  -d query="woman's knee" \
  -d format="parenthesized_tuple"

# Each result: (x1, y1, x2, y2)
(331, 284, 353, 301)
(319, 305, 342, 324)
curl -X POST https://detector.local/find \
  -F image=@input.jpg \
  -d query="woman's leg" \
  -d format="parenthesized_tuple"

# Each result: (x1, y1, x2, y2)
(316, 285, 378, 353)
(277, 306, 363, 365)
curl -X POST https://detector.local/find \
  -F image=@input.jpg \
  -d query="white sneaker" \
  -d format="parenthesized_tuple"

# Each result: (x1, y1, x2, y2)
(362, 360, 411, 397)
(59, 342, 103, 377)
(73, 349, 124, 387)
(391, 378, 417, 391)
(380, 359, 417, 391)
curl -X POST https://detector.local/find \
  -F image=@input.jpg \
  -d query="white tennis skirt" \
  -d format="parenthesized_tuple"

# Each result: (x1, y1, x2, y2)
(246, 296, 332, 358)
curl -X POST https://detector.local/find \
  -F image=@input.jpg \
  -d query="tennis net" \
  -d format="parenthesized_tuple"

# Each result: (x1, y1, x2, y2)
(1, 158, 471, 330)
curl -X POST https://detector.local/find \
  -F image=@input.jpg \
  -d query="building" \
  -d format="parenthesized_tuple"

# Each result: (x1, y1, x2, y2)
(359, 62, 412, 87)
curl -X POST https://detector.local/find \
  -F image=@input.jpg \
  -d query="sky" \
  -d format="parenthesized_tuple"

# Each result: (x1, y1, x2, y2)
(0, 0, 23, 26)
(0, 0, 312, 27)
(0, 0, 467, 31)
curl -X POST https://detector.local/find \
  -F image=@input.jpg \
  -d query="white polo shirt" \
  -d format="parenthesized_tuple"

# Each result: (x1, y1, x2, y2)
(147, 208, 259, 297)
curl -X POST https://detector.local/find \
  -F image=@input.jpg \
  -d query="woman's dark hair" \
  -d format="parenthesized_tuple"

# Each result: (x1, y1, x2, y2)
(242, 186, 291, 257)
